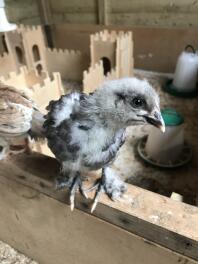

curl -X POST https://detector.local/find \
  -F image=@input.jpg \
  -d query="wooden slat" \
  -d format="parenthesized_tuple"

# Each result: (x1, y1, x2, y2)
(5, 0, 41, 24)
(110, 0, 198, 13)
(52, 13, 97, 24)
(109, 13, 198, 27)
(5, 0, 198, 27)
(0, 153, 197, 261)
(49, 0, 97, 13)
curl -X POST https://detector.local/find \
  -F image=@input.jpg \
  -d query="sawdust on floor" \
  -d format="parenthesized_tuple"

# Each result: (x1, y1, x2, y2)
(0, 241, 38, 264)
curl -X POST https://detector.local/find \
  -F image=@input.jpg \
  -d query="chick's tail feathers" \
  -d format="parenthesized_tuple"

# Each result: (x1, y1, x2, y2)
(29, 108, 45, 139)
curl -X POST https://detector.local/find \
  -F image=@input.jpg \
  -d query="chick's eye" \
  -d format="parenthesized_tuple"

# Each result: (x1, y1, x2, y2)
(131, 97, 144, 108)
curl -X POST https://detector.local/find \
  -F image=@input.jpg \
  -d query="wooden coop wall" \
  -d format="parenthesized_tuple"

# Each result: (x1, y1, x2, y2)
(52, 24, 198, 73)
(5, 0, 41, 25)
(42, 0, 198, 27)
(5, 1, 198, 28)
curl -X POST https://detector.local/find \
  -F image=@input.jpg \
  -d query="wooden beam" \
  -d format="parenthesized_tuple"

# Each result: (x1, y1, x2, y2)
(37, 0, 54, 48)
(37, 0, 53, 25)
(0, 153, 197, 261)
(97, 0, 110, 25)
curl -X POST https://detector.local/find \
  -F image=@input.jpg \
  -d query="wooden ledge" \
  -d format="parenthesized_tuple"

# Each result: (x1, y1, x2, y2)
(0, 152, 198, 261)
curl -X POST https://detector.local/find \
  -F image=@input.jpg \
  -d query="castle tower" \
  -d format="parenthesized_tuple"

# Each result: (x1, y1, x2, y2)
(116, 31, 133, 77)
(90, 30, 134, 78)
(0, 25, 47, 75)
(19, 25, 47, 73)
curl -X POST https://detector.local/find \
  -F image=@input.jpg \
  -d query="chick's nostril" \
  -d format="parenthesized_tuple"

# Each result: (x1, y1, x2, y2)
(154, 111, 160, 120)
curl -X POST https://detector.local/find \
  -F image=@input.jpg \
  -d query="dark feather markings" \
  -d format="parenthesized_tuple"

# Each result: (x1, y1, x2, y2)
(44, 93, 84, 162)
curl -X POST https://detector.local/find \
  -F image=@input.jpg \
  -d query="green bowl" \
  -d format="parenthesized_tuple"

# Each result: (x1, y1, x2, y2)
(163, 79, 198, 98)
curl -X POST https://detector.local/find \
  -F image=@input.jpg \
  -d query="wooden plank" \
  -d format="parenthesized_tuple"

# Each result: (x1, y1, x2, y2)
(5, 0, 41, 25)
(5, 0, 198, 27)
(52, 13, 97, 24)
(49, 0, 97, 13)
(0, 168, 197, 264)
(109, 13, 198, 27)
(51, 24, 198, 73)
(0, 153, 197, 261)
(110, 0, 198, 13)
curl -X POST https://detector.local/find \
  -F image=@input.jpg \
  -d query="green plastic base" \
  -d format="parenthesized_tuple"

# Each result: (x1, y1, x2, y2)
(163, 79, 198, 98)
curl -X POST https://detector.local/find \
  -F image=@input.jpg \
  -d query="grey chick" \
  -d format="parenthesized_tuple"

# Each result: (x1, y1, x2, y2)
(0, 83, 45, 159)
(44, 77, 165, 212)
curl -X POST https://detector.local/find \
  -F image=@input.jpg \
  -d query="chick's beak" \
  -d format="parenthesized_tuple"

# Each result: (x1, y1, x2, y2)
(144, 110, 165, 133)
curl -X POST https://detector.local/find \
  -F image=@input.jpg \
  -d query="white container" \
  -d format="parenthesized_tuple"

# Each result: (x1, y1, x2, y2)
(145, 109, 184, 164)
(0, 0, 16, 32)
(173, 48, 198, 92)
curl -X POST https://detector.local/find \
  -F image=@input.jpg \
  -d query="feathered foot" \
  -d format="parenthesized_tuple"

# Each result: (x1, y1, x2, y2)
(91, 167, 127, 213)
(56, 172, 88, 211)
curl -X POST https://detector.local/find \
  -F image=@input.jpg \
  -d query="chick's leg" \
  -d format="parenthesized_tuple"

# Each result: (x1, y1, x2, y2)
(56, 171, 87, 211)
(0, 138, 9, 160)
(91, 167, 127, 213)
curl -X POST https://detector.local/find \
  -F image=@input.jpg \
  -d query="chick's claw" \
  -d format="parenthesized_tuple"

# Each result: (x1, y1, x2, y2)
(69, 173, 89, 210)
(56, 172, 88, 211)
(91, 167, 127, 213)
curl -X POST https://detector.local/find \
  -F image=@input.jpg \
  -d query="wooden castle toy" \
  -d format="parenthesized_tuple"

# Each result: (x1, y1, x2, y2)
(0, 25, 134, 156)
(83, 30, 134, 93)
(0, 66, 64, 112)
(0, 25, 47, 75)
(0, 25, 88, 82)
(0, 66, 64, 157)
(0, 26, 134, 91)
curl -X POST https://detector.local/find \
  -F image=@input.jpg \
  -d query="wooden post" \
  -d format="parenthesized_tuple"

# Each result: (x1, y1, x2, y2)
(37, 0, 54, 48)
(97, 0, 110, 25)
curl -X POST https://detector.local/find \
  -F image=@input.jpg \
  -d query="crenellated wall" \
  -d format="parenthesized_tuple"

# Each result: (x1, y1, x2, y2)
(0, 52, 17, 77)
(45, 48, 89, 81)
(90, 30, 133, 80)
(83, 61, 116, 94)
(0, 66, 63, 112)
(0, 66, 63, 157)
(18, 25, 47, 72)
(84, 30, 133, 93)
(0, 24, 86, 82)
(31, 72, 63, 113)
(90, 30, 117, 67)
(116, 31, 134, 77)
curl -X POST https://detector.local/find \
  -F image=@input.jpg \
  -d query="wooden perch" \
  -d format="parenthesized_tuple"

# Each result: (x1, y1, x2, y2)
(0, 152, 197, 263)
